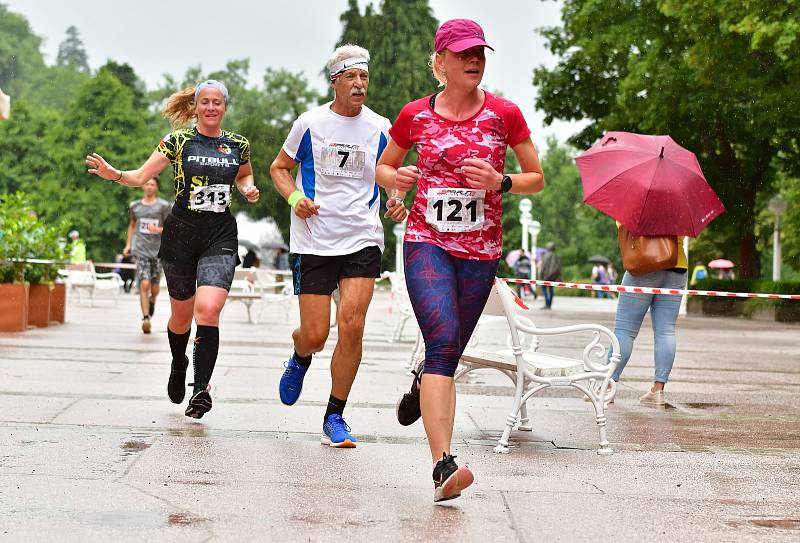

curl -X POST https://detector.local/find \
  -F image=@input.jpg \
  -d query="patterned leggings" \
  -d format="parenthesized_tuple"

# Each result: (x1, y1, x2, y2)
(404, 242, 499, 377)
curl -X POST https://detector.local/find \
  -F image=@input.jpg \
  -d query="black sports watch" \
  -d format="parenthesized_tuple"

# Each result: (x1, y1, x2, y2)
(498, 175, 513, 193)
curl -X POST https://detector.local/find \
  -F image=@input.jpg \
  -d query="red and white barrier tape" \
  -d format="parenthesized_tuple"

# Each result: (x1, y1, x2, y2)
(503, 278, 800, 301)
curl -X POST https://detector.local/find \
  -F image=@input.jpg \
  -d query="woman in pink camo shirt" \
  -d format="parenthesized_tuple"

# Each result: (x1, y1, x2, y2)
(377, 19, 545, 503)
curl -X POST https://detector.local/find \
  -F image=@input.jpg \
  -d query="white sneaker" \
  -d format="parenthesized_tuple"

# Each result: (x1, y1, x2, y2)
(639, 390, 665, 406)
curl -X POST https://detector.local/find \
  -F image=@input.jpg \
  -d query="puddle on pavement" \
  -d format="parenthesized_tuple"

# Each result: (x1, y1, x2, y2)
(727, 518, 800, 530)
(684, 402, 729, 410)
(119, 434, 152, 456)
(167, 513, 205, 526)
(167, 426, 209, 438)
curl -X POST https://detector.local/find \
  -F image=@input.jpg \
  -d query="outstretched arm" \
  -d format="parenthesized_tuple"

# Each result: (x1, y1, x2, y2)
(86, 150, 169, 187)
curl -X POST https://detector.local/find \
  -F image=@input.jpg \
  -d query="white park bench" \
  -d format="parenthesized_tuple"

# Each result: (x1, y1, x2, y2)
(226, 268, 293, 324)
(59, 262, 124, 306)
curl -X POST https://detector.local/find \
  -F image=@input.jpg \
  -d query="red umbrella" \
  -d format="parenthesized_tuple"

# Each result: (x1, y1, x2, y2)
(708, 259, 735, 269)
(576, 131, 726, 236)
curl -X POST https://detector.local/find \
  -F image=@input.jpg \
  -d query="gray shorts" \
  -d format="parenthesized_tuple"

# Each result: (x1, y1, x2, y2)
(135, 256, 162, 283)
(161, 254, 237, 301)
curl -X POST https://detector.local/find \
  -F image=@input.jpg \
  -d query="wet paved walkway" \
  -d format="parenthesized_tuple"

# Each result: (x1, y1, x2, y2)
(1, 286, 799, 541)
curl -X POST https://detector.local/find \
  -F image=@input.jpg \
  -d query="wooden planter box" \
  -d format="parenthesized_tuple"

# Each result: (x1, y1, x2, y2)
(28, 283, 52, 328)
(50, 283, 66, 323)
(0, 283, 29, 332)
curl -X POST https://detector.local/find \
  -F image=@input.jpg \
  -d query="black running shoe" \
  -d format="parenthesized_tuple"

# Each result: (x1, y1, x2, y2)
(167, 355, 189, 404)
(396, 368, 422, 426)
(185, 384, 212, 419)
(433, 453, 474, 503)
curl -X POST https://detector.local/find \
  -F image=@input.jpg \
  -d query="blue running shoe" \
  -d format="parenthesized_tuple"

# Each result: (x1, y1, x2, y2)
(322, 414, 357, 448)
(279, 354, 309, 405)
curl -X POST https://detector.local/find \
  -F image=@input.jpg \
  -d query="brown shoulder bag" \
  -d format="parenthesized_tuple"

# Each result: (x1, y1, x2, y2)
(618, 225, 678, 276)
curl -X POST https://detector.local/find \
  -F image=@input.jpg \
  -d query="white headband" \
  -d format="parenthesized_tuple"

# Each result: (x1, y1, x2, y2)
(194, 80, 229, 104)
(330, 57, 369, 80)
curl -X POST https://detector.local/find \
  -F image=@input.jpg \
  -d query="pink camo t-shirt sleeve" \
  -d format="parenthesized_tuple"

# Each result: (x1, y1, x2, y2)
(388, 102, 416, 149)
(503, 102, 532, 148)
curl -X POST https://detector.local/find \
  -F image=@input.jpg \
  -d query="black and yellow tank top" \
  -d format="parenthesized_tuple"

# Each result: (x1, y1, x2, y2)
(156, 127, 250, 226)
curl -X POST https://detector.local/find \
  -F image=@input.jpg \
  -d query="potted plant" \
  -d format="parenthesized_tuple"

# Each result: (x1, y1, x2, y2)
(25, 219, 69, 326)
(0, 192, 34, 332)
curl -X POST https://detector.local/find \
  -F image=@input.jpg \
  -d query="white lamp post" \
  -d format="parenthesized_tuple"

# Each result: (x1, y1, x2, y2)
(530, 220, 541, 282)
(518, 199, 532, 255)
(393, 222, 405, 276)
(768, 195, 788, 281)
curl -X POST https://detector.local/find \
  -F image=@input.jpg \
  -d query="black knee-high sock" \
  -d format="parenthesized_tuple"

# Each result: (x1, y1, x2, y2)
(167, 327, 191, 370)
(324, 395, 347, 421)
(192, 325, 219, 392)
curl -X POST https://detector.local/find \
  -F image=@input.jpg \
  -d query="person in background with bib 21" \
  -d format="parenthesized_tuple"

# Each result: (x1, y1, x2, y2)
(376, 19, 544, 502)
(86, 80, 259, 419)
(124, 178, 170, 334)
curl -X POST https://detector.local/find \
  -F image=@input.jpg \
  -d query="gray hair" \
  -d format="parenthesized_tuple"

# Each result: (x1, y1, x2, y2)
(326, 44, 371, 72)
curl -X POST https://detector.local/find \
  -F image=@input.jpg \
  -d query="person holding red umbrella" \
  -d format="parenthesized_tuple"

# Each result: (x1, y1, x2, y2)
(576, 132, 725, 406)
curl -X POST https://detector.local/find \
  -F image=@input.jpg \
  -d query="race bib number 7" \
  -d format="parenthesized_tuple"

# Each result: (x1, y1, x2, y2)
(425, 188, 486, 233)
(320, 143, 366, 178)
(190, 184, 230, 212)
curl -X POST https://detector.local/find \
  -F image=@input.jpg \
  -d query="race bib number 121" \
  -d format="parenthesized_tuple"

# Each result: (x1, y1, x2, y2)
(425, 188, 486, 233)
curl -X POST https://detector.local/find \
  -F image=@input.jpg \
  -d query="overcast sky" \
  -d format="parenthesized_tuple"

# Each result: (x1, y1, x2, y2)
(5, 0, 585, 147)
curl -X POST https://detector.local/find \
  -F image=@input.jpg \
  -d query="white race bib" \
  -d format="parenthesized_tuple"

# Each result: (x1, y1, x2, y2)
(138, 217, 159, 234)
(319, 143, 366, 178)
(190, 184, 230, 212)
(425, 188, 485, 233)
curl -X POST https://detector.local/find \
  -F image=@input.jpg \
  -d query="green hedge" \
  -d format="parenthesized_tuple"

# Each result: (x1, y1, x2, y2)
(693, 278, 800, 295)
(692, 278, 800, 316)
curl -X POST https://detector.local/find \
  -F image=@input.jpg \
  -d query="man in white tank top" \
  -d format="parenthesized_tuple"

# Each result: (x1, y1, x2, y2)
(270, 44, 407, 448)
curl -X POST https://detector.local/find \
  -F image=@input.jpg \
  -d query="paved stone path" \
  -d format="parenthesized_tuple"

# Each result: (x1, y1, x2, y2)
(1, 286, 798, 541)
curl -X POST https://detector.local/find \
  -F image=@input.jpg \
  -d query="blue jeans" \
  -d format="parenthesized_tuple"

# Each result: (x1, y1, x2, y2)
(611, 270, 686, 383)
(541, 285, 554, 308)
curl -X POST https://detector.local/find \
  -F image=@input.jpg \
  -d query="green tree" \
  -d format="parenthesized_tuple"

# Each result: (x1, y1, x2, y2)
(56, 25, 90, 73)
(533, 0, 800, 278)
(0, 99, 60, 195)
(38, 71, 154, 261)
(0, 3, 46, 96)
(98, 60, 147, 108)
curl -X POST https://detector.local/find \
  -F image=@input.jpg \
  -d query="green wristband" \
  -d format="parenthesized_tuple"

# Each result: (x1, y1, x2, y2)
(287, 190, 306, 209)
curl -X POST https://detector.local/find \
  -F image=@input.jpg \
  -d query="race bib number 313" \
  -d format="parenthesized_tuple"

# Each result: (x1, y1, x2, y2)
(425, 188, 486, 233)
(190, 184, 230, 212)
(320, 143, 366, 178)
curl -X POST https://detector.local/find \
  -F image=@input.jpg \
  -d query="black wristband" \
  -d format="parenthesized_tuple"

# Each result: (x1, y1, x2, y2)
(499, 175, 512, 193)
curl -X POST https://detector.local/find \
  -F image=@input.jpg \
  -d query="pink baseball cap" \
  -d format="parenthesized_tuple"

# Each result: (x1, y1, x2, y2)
(434, 19, 494, 53)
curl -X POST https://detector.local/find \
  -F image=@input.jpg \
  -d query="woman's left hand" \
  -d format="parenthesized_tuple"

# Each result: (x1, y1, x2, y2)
(462, 158, 502, 190)
(243, 185, 260, 203)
